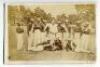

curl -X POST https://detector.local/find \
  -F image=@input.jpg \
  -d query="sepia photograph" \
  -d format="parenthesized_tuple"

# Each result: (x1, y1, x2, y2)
(4, 3, 96, 64)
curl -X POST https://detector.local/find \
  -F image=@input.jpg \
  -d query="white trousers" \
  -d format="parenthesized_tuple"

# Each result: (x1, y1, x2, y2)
(73, 33, 81, 52)
(28, 31, 34, 50)
(80, 34, 89, 52)
(33, 30, 42, 47)
(16, 33, 24, 50)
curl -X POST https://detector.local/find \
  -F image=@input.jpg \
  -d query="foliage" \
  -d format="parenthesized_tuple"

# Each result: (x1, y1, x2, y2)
(8, 5, 95, 27)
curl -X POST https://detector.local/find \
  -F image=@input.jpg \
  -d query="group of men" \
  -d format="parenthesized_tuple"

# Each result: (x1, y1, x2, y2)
(16, 18, 91, 52)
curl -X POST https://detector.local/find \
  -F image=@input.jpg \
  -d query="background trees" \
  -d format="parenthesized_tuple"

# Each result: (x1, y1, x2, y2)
(8, 5, 19, 25)
(75, 4, 95, 28)
(8, 4, 95, 28)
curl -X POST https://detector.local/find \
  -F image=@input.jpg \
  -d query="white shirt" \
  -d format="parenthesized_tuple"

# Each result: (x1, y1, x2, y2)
(45, 23, 58, 33)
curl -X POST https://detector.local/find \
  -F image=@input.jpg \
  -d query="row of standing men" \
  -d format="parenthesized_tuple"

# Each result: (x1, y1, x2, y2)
(16, 20, 92, 52)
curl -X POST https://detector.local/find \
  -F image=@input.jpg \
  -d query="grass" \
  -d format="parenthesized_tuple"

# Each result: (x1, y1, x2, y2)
(8, 25, 96, 62)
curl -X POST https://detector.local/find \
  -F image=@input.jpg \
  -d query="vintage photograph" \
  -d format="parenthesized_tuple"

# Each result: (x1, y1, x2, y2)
(4, 3, 96, 64)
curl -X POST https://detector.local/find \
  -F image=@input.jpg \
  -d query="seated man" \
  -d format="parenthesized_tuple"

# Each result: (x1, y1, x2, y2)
(65, 39, 76, 51)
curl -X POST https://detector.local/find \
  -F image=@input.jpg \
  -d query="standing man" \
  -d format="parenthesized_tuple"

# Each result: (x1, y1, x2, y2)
(16, 23, 24, 50)
(44, 18, 58, 49)
(81, 22, 91, 52)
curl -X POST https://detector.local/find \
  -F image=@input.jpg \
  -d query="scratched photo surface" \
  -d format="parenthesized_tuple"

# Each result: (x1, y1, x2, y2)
(5, 3, 96, 63)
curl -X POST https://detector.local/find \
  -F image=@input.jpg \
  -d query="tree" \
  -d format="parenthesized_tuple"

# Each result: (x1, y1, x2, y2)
(68, 14, 80, 24)
(75, 4, 95, 22)
(34, 7, 47, 19)
(8, 5, 19, 25)
(75, 4, 95, 28)
(56, 13, 67, 23)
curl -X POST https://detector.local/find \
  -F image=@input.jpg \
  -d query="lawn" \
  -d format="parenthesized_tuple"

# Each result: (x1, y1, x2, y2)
(8, 25, 96, 63)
